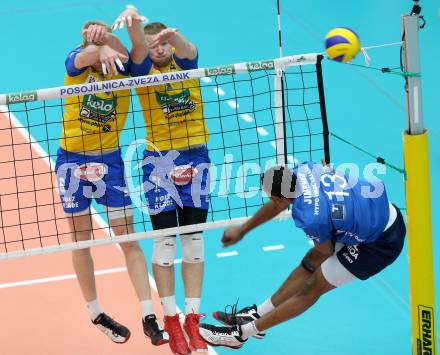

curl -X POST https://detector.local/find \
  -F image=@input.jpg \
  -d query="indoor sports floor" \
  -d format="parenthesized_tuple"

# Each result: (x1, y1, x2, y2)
(0, 1, 439, 354)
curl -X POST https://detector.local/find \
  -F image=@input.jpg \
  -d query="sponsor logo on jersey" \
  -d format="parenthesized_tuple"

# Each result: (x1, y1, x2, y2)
(331, 204, 345, 220)
(79, 94, 117, 127)
(74, 163, 107, 182)
(417, 305, 435, 355)
(154, 193, 174, 209)
(169, 165, 198, 186)
(342, 252, 353, 263)
(86, 74, 98, 84)
(155, 89, 196, 116)
(61, 196, 79, 209)
(347, 245, 359, 260)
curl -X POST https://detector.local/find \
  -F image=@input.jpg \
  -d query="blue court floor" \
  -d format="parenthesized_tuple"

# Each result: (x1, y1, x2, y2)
(0, 1, 439, 354)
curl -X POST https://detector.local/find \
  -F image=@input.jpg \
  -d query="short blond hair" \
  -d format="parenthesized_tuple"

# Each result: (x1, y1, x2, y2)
(144, 22, 167, 35)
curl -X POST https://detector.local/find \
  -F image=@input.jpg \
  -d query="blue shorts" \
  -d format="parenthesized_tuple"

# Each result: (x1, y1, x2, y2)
(142, 145, 211, 215)
(336, 205, 406, 280)
(55, 148, 132, 214)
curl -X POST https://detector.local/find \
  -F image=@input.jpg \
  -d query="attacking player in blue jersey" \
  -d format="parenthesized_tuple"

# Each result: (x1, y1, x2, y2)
(198, 162, 406, 349)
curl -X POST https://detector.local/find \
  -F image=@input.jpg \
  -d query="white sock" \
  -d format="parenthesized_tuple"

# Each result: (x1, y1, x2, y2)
(240, 321, 260, 340)
(140, 299, 155, 318)
(257, 297, 275, 316)
(87, 299, 103, 321)
(161, 296, 177, 316)
(185, 298, 201, 314)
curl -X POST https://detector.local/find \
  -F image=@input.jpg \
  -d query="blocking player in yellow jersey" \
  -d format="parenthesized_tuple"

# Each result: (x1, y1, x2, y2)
(55, 20, 168, 346)
(114, 6, 210, 355)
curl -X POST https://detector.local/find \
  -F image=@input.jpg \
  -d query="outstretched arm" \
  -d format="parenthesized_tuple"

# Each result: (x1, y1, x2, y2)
(149, 28, 197, 60)
(221, 198, 291, 247)
(72, 44, 128, 77)
(113, 6, 148, 64)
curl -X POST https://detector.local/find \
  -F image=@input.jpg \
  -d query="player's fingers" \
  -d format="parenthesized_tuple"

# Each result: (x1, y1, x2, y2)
(89, 25, 97, 43)
(127, 15, 132, 27)
(221, 234, 231, 245)
(91, 26, 99, 42)
(115, 58, 124, 71)
(110, 59, 118, 76)
(118, 52, 129, 62)
(101, 62, 108, 75)
(138, 15, 148, 23)
(98, 26, 106, 42)
(112, 19, 120, 31)
(222, 239, 233, 248)
(119, 17, 125, 29)
(93, 26, 102, 43)
(148, 40, 159, 48)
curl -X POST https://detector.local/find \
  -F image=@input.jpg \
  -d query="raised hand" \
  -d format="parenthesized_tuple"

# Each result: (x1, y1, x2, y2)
(112, 6, 148, 31)
(83, 24, 108, 45)
(99, 46, 128, 77)
(148, 28, 178, 48)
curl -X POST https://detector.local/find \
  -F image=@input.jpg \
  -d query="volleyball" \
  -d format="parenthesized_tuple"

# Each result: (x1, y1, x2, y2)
(324, 27, 360, 63)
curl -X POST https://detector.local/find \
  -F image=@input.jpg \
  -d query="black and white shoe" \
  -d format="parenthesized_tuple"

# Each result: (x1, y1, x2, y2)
(92, 313, 131, 343)
(213, 303, 266, 339)
(199, 324, 246, 350)
(143, 314, 169, 346)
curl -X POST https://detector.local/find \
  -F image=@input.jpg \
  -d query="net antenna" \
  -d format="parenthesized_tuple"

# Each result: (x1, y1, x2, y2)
(274, 0, 288, 166)
(274, 0, 330, 166)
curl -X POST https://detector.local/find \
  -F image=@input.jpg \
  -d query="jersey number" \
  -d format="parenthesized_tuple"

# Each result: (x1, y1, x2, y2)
(320, 173, 349, 200)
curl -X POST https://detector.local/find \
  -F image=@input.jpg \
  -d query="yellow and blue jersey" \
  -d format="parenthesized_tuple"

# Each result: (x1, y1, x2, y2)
(60, 47, 131, 153)
(130, 50, 209, 151)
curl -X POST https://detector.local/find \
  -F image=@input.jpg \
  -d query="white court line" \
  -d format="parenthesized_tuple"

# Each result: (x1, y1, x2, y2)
(0, 106, 219, 355)
(213, 87, 225, 96)
(256, 127, 269, 136)
(226, 99, 238, 109)
(0, 267, 127, 289)
(216, 251, 238, 258)
(240, 113, 254, 122)
(201, 77, 212, 83)
(262, 244, 285, 252)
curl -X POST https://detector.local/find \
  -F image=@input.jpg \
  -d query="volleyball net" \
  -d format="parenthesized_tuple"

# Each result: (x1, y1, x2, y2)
(0, 53, 329, 260)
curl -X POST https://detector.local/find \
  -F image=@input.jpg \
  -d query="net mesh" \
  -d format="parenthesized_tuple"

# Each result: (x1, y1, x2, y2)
(0, 54, 329, 258)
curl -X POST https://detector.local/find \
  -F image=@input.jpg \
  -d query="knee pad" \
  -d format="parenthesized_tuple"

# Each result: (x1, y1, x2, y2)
(301, 256, 315, 274)
(180, 233, 204, 263)
(152, 236, 176, 266)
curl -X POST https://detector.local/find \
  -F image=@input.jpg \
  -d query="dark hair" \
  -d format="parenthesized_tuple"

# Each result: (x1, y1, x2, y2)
(261, 166, 297, 198)
(144, 22, 167, 35)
